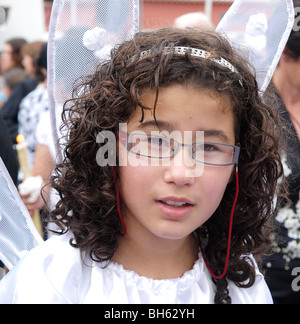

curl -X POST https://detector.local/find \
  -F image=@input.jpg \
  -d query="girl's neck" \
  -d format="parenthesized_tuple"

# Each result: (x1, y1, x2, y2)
(112, 231, 199, 280)
(273, 67, 300, 110)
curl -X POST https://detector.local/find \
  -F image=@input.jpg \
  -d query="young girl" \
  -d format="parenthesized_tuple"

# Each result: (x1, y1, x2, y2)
(0, 28, 283, 304)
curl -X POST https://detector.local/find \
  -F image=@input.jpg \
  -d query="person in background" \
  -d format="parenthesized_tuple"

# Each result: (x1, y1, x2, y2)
(0, 61, 5, 107)
(18, 43, 55, 239)
(21, 41, 44, 79)
(0, 38, 27, 277)
(0, 38, 27, 74)
(0, 40, 42, 143)
(19, 110, 55, 236)
(0, 68, 29, 109)
(173, 11, 214, 30)
(17, 43, 53, 239)
(18, 43, 48, 169)
(263, 0, 300, 304)
(0, 78, 38, 144)
(0, 38, 27, 109)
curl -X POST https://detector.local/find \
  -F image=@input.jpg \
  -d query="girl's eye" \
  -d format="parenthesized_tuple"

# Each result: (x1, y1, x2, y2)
(150, 136, 169, 147)
(195, 143, 220, 152)
(203, 143, 219, 152)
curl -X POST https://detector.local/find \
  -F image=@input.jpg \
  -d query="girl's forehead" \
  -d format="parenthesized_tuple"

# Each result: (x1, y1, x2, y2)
(127, 85, 235, 142)
(136, 86, 233, 120)
(140, 84, 232, 106)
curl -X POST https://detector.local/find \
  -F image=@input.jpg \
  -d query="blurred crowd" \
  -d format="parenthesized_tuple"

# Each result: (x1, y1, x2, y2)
(0, 36, 55, 278)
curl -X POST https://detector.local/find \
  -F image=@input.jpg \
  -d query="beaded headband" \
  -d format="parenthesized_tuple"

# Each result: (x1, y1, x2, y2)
(139, 46, 239, 74)
(138, 46, 243, 86)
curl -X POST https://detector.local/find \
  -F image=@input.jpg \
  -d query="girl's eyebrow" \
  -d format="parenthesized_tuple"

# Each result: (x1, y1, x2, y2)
(137, 120, 231, 143)
(137, 120, 175, 132)
(203, 129, 231, 144)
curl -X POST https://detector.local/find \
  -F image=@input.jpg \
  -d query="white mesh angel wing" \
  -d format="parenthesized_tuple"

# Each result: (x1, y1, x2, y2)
(216, 0, 294, 93)
(48, 0, 140, 162)
(0, 159, 43, 270)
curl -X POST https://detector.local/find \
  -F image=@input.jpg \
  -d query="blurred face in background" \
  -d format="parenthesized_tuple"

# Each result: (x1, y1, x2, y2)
(0, 43, 16, 74)
(22, 54, 35, 76)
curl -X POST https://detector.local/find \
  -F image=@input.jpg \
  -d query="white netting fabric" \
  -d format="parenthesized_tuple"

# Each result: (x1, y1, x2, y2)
(48, 0, 140, 161)
(0, 159, 43, 270)
(216, 0, 294, 93)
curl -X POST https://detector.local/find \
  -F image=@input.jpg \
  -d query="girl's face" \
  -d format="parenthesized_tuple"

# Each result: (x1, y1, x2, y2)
(118, 85, 236, 243)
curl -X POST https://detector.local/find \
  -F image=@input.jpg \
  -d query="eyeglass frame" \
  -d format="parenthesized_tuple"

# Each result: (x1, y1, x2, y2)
(118, 131, 240, 166)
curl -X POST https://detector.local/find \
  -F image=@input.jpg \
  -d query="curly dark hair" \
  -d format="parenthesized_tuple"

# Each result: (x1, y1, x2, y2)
(50, 28, 284, 304)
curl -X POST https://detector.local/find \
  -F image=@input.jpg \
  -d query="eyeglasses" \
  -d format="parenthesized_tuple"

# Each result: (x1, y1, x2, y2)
(119, 131, 240, 166)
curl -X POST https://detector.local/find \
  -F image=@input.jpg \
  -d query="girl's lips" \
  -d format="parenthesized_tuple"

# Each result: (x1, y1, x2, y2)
(156, 197, 194, 219)
(159, 196, 194, 205)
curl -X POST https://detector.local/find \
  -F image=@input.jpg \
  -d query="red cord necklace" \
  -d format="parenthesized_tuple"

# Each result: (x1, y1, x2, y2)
(199, 165, 239, 280)
(112, 167, 127, 236)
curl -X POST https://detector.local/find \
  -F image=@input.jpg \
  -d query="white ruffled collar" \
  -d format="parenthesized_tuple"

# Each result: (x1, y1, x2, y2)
(98, 253, 205, 292)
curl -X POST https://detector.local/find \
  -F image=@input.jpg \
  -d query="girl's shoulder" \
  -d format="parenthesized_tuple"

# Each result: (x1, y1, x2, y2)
(228, 264, 273, 304)
(0, 233, 84, 304)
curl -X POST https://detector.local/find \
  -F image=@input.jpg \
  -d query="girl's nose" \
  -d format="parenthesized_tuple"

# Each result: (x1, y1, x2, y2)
(163, 147, 197, 187)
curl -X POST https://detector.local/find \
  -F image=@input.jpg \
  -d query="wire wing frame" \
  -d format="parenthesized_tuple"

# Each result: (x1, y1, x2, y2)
(216, 0, 295, 93)
(0, 159, 43, 270)
(48, 0, 140, 162)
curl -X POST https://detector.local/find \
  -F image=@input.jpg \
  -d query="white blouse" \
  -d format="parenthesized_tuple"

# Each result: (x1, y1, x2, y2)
(0, 234, 273, 304)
